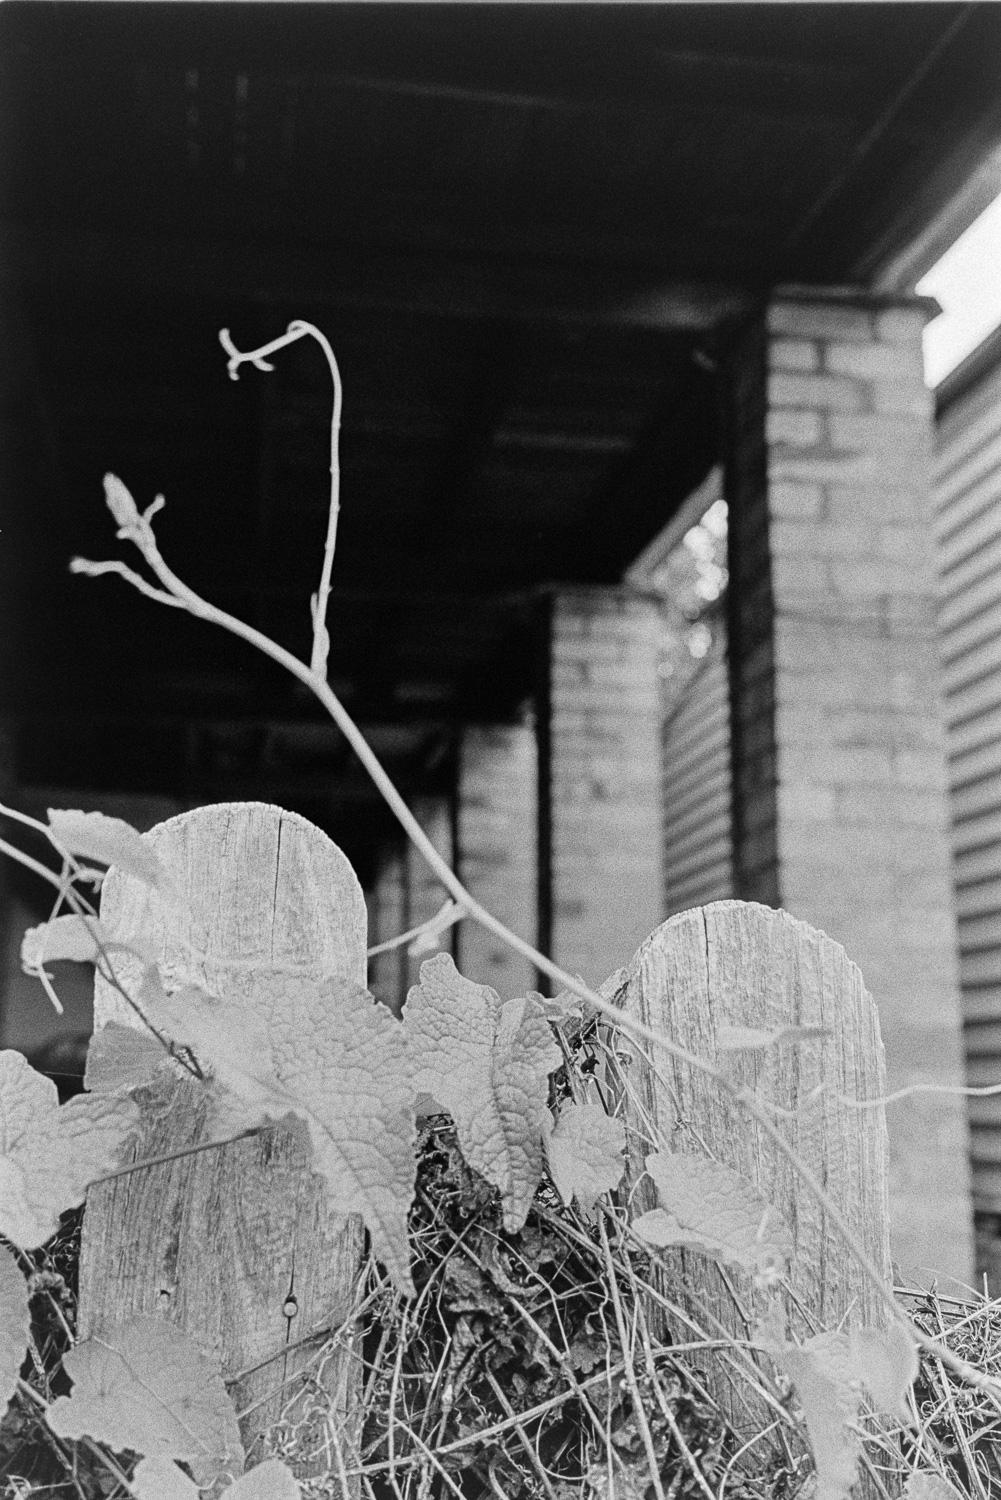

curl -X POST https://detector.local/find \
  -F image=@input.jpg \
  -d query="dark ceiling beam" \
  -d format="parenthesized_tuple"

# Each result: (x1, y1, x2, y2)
(0, 223, 752, 335)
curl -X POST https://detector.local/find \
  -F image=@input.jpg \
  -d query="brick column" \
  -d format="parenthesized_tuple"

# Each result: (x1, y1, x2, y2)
(457, 725, 537, 998)
(725, 288, 972, 1283)
(540, 589, 663, 989)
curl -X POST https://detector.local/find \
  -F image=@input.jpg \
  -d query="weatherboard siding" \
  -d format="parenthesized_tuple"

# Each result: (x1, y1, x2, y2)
(936, 334, 1001, 1216)
(662, 640, 734, 916)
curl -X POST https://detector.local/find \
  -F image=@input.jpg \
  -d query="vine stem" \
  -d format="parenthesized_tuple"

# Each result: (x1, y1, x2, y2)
(72, 528, 714, 1083)
(66, 328, 999, 1398)
(219, 321, 341, 679)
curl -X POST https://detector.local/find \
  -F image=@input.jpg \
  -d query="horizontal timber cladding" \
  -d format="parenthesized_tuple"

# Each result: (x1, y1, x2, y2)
(662, 636, 734, 917)
(936, 334, 1001, 1214)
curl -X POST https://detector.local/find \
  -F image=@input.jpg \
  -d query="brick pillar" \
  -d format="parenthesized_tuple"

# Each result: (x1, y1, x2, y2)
(540, 589, 663, 989)
(457, 725, 537, 997)
(725, 287, 973, 1283)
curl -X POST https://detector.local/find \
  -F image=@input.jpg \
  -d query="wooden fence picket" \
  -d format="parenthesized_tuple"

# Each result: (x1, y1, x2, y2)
(616, 899, 892, 1443)
(78, 802, 368, 1481)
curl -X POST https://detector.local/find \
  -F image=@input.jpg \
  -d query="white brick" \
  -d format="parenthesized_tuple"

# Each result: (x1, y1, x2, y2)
(768, 370, 865, 413)
(766, 408, 823, 446)
(769, 337, 820, 372)
(824, 342, 919, 381)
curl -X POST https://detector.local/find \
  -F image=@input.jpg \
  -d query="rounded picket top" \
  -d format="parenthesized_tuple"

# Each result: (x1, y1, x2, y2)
(616, 900, 892, 1439)
(92, 800, 367, 1030)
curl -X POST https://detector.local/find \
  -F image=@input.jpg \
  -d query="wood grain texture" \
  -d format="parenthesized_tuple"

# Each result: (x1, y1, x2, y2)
(619, 900, 891, 1440)
(78, 803, 368, 1478)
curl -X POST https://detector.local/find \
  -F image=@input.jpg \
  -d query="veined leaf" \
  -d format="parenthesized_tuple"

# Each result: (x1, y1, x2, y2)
(0, 1050, 139, 1250)
(544, 1103, 625, 1214)
(47, 1315, 244, 1484)
(224, 1459, 301, 1498)
(133, 1456, 200, 1500)
(21, 915, 109, 970)
(904, 1475, 966, 1500)
(849, 1322, 918, 1420)
(139, 972, 418, 1296)
(133, 1456, 301, 1500)
(632, 1149, 792, 1279)
(47, 808, 172, 893)
(0, 1244, 30, 1413)
(84, 1022, 169, 1095)
(404, 954, 562, 1232)
(774, 1334, 859, 1500)
(757, 1305, 860, 1500)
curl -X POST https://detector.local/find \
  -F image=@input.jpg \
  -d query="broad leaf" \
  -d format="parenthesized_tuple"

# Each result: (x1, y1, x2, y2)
(140, 971, 418, 1296)
(224, 1459, 301, 1498)
(632, 1150, 792, 1279)
(139, 968, 280, 1118)
(84, 1021, 169, 1095)
(0, 1244, 29, 1413)
(904, 1475, 966, 1500)
(717, 1024, 829, 1052)
(47, 1315, 244, 1484)
(774, 1334, 859, 1500)
(404, 954, 562, 1232)
(21, 915, 111, 970)
(133, 1456, 301, 1500)
(757, 1307, 860, 1500)
(133, 1456, 200, 1500)
(47, 808, 172, 892)
(0, 1050, 139, 1249)
(849, 1322, 918, 1420)
(544, 1103, 625, 1214)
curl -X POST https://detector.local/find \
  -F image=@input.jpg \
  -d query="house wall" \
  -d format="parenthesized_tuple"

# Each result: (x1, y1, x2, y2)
(934, 330, 1001, 1262)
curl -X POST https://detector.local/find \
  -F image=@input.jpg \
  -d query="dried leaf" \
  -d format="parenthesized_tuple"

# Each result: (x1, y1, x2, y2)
(717, 1024, 829, 1052)
(134, 1456, 301, 1500)
(632, 1150, 792, 1279)
(84, 1022, 169, 1095)
(47, 809, 171, 892)
(544, 1103, 625, 1213)
(0, 1050, 139, 1249)
(0, 1244, 30, 1414)
(849, 1322, 918, 1420)
(47, 1315, 244, 1484)
(757, 1311, 860, 1500)
(404, 953, 562, 1232)
(140, 972, 418, 1296)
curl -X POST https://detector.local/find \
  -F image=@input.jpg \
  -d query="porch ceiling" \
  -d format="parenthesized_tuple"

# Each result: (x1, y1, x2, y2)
(3, 2, 1001, 822)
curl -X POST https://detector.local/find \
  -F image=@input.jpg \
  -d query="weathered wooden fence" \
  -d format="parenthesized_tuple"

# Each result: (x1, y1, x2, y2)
(78, 803, 892, 1484)
(619, 900, 891, 1442)
(79, 803, 368, 1474)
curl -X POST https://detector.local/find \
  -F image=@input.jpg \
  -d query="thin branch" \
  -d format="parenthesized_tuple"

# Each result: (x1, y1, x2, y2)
(218, 320, 342, 678)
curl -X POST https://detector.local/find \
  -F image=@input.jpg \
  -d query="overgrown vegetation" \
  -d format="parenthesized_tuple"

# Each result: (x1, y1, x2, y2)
(2, 320, 1000, 1500)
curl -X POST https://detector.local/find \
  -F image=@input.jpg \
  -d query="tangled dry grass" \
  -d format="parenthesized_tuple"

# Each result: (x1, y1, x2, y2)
(5, 1018, 1001, 1500)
